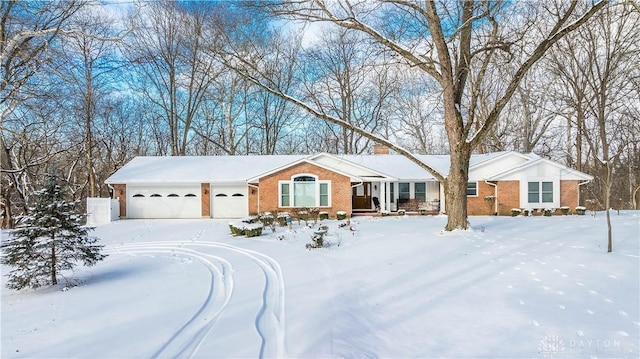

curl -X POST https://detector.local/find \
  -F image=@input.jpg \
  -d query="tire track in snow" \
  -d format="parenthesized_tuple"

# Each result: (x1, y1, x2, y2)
(108, 244, 234, 359)
(108, 240, 286, 358)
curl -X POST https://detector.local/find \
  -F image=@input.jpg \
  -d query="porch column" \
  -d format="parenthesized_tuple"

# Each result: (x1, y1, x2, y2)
(379, 181, 387, 212)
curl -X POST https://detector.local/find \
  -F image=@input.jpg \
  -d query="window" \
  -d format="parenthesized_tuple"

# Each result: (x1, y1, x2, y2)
(185, 193, 197, 197)
(280, 183, 290, 207)
(279, 175, 331, 207)
(399, 183, 410, 200)
(232, 193, 244, 197)
(294, 176, 315, 206)
(320, 183, 329, 206)
(528, 182, 539, 202)
(389, 183, 395, 203)
(168, 194, 179, 197)
(415, 183, 426, 201)
(150, 194, 162, 198)
(215, 194, 227, 197)
(132, 194, 144, 198)
(466, 182, 478, 196)
(528, 182, 553, 203)
(541, 182, 553, 203)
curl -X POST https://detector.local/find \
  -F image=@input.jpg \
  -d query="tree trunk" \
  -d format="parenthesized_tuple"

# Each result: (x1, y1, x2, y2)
(51, 240, 57, 285)
(445, 145, 471, 231)
(605, 162, 613, 253)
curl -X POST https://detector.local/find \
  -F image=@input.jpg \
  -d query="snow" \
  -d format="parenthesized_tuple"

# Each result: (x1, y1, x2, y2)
(2, 212, 639, 358)
(104, 151, 520, 185)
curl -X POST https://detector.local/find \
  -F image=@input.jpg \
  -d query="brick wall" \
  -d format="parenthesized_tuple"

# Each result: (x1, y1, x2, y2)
(257, 162, 352, 217)
(113, 184, 126, 217)
(201, 183, 210, 218)
(373, 144, 389, 155)
(496, 181, 520, 215)
(248, 184, 259, 215)
(467, 181, 497, 215)
(560, 180, 579, 209)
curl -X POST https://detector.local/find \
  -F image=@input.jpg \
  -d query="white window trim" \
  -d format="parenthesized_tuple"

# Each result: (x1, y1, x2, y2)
(520, 177, 561, 208)
(466, 181, 478, 197)
(278, 174, 332, 208)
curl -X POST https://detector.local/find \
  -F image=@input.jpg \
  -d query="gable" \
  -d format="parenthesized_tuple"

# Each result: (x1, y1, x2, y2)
(469, 152, 530, 180)
(310, 153, 396, 180)
(490, 158, 593, 181)
(258, 161, 352, 182)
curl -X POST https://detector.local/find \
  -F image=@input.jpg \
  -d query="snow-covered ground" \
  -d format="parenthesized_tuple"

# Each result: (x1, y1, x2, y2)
(2, 212, 639, 358)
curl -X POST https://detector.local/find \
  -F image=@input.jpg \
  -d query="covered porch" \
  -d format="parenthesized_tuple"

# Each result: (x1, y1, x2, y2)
(351, 179, 442, 214)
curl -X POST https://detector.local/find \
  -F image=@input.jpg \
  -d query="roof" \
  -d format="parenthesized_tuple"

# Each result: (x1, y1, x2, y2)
(105, 151, 591, 184)
(104, 155, 306, 184)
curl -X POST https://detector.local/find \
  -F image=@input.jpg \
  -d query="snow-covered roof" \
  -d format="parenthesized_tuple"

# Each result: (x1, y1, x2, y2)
(105, 151, 589, 184)
(105, 155, 306, 184)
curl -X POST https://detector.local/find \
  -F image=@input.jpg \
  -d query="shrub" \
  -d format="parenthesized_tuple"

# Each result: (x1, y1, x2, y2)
(306, 228, 327, 249)
(543, 208, 553, 217)
(276, 212, 290, 226)
(511, 208, 522, 217)
(575, 206, 586, 215)
(244, 223, 263, 238)
(523, 209, 531, 216)
(397, 209, 406, 216)
(229, 222, 245, 236)
(336, 211, 347, 220)
(319, 211, 329, 220)
(229, 221, 263, 237)
(560, 206, 570, 215)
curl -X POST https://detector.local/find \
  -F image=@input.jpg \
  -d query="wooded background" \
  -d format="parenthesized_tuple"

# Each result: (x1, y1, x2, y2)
(2, 0, 639, 228)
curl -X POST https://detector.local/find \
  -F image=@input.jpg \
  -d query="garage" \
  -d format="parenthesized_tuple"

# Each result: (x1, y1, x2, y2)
(211, 184, 248, 218)
(127, 184, 201, 219)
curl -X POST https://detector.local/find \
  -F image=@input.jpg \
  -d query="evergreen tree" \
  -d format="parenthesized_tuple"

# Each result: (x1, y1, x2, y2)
(1, 174, 107, 290)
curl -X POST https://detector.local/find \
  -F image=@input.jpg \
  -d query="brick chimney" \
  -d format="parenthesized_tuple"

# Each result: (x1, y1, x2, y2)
(373, 144, 389, 155)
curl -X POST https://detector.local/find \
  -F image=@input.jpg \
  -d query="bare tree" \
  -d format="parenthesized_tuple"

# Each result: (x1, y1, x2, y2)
(125, 0, 217, 156)
(1, 0, 87, 228)
(300, 27, 394, 154)
(246, 30, 304, 154)
(221, 0, 609, 230)
(55, 7, 122, 198)
(555, 3, 639, 252)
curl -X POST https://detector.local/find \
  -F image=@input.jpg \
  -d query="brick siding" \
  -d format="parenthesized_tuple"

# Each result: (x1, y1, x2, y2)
(201, 183, 210, 218)
(467, 181, 497, 215)
(113, 184, 126, 217)
(496, 181, 520, 215)
(248, 184, 259, 215)
(560, 180, 579, 209)
(257, 162, 352, 217)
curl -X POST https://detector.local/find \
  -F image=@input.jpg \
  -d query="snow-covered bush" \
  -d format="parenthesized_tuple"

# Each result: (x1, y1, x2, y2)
(523, 209, 531, 216)
(511, 208, 522, 217)
(319, 211, 329, 220)
(397, 209, 406, 216)
(229, 221, 263, 237)
(381, 210, 390, 217)
(258, 212, 276, 232)
(543, 208, 553, 217)
(575, 206, 586, 215)
(336, 211, 347, 220)
(244, 223, 263, 237)
(291, 207, 321, 225)
(306, 227, 328, 250)
(560, 206, 570, 215)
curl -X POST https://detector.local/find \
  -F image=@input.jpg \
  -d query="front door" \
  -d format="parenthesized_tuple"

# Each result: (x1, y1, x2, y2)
(352, 182, 372, 210)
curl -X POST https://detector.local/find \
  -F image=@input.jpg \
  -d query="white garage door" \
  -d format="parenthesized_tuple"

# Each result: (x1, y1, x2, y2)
(128, 185, 201, 219)
(211, 185, 248, 218)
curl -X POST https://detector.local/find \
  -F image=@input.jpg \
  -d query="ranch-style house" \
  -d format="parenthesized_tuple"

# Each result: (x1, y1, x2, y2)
(104, 147, 592, 219)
